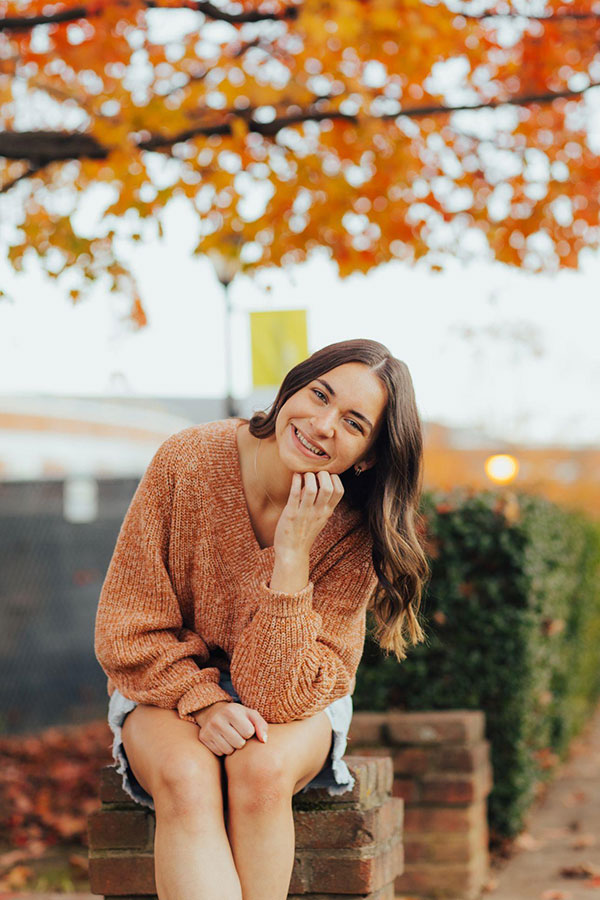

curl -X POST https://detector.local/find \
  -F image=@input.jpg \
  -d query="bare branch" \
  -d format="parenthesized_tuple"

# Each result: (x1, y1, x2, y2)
(0, 163, 45, 193)
(0, 0, 297, 33)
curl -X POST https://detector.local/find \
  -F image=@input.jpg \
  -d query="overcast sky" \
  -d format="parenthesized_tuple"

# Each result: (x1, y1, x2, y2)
(1, 193, 598, 449)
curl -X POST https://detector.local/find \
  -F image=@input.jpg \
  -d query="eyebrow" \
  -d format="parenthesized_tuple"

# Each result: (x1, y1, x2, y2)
(315, 379, 374, 431)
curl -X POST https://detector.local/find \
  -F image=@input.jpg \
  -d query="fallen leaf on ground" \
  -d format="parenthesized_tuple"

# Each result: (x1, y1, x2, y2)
(559, 862, 600, 879)
(563, 791, 587, 808)
(541, 890, 573, 899)
(571, 833, 596, 849)
(516, 832, 544, 851)
(4, 864, 32, 889)
(68, 853, 89, 873)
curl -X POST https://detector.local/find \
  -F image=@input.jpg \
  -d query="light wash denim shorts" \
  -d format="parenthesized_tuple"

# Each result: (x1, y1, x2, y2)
(107, 671, 355, 810)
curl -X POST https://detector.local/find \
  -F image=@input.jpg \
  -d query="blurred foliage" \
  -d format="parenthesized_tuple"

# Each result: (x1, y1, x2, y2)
(3, 1, 600, 318)
(355, 489, 600, 839)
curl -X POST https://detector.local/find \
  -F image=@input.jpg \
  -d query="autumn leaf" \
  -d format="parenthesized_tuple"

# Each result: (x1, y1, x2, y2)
(1, 0, 600, 315)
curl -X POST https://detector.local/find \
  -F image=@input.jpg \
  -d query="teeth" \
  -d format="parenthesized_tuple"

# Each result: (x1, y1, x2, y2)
(294, 427, 326, 456)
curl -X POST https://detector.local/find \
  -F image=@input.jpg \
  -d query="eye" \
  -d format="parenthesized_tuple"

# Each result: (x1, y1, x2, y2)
(346, 418, 363, 433)
(312, 388, 327, 402)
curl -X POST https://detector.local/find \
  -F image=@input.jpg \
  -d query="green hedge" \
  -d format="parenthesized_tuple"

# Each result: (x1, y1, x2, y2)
(354, 490, 600, 839)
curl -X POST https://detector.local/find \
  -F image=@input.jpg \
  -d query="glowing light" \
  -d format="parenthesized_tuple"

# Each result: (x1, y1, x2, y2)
(485, 454, 519, 484)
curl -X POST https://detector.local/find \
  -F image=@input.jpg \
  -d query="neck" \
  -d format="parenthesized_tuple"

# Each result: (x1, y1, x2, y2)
(254, 434, 292, 509)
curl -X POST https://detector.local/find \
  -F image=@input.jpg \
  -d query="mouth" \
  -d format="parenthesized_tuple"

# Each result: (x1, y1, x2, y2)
(291, 425, 330, 459)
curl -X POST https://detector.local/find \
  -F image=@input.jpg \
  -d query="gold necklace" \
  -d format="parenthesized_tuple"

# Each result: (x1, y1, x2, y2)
(253, 437, 279, 509)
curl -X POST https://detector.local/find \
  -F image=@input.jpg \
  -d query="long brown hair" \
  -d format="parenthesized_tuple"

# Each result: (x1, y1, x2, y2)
(249, 339, 429, 661)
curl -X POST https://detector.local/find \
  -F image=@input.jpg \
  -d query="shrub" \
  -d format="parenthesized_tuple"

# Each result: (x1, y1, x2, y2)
(355, 489, 600, 839)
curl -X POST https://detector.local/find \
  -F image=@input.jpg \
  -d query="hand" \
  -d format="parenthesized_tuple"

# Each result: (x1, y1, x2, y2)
(273, 471, 344, 562)
(193, 701, 269, 756)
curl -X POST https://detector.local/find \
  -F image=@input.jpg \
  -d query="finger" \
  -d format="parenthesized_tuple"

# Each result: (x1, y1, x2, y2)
(200, 723, 239, 755)
(246, 709, 269, 743)
(229, 709, 256, 741)
(331, 474, 345, 503)
(315, 471, 335, 504)
(288, 472, 302, 509)
(197, 730, 220, 756)
(198, 729, 230, 756)
(300, 472, 318, 506)
(220, 722, 247, 751)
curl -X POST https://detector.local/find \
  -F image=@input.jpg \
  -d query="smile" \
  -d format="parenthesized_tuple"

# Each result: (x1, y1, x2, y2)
(292, 425, 329, 458)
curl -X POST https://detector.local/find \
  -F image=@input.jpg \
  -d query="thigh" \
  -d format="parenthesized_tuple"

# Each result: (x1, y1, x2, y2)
(121, 704, 223, 801)
(225, 710, 333, 796)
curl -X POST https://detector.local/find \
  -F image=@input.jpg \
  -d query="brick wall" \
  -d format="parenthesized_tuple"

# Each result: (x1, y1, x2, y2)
(88, 755, 402, 899)
(348, 710, 492, 900)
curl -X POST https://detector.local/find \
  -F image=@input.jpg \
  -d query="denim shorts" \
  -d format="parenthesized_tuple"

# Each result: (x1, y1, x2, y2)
(107, 672, 355, 810)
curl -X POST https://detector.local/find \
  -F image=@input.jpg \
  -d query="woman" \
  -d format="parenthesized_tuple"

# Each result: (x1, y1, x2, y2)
(95, 338, 429, 900)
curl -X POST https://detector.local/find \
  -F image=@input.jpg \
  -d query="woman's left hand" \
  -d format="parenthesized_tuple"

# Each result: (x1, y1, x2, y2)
(273, 471, 344, 563)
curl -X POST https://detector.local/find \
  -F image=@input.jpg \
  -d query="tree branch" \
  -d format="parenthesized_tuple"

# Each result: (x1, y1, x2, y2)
(0, 163, 45, 193)
(468, 10, 600, 22)
(0, 0, 297, 33)
(1, 79, 597, 188)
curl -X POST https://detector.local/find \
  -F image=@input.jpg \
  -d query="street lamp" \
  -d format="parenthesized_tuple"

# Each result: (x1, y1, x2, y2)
(485, 454, 519, 484)
(207, 245, 243, 418)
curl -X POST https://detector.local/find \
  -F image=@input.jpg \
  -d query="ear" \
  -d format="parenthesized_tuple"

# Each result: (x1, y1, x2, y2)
(355, 454, 376, 473)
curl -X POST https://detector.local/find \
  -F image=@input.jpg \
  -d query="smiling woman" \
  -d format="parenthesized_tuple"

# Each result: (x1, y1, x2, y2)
(94, 338, 429, 900)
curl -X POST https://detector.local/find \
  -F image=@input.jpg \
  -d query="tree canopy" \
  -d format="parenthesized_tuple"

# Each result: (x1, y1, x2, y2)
(1, 0, 599, 319)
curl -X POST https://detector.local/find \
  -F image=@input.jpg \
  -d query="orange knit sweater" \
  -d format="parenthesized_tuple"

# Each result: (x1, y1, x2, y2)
(94, 418, 378, 725)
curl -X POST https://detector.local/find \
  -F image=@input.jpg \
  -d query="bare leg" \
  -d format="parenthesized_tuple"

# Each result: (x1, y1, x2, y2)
(224, 711, 332, 900)
(121, 704, 242, 900)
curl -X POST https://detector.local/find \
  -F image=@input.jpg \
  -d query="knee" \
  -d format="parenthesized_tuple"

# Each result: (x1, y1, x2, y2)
(225, 745, 290, 814)
(153, 752, 222, 820)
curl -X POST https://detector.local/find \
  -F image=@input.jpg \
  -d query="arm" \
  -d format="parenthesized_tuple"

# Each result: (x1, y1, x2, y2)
(229, 529, 377, 723)
(94, 434, 234, 724)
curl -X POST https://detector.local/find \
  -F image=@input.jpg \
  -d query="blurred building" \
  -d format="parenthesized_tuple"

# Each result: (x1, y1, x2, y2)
(423, 422, 600, 520)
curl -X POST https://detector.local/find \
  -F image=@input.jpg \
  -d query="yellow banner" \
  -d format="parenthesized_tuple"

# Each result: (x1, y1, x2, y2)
(250, 310, 308, 388)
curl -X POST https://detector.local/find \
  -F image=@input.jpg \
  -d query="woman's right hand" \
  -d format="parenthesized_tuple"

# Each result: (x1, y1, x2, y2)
(193, 701, 269, 756)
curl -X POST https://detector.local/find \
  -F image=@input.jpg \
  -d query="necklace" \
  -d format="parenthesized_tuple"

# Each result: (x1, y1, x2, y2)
(253, 437, 279, 509)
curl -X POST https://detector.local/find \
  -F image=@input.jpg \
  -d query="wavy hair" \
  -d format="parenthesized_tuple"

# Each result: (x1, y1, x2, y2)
(248, 339, 430, 661)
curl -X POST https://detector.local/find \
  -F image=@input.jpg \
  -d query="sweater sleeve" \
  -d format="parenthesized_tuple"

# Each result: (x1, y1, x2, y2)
(94, 435, 235, 724)
(228, 535, 378, 723)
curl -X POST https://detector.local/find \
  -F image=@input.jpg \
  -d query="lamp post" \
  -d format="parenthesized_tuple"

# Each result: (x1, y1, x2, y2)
(208, 247, 243, 418)
(484, 454, 519, 484)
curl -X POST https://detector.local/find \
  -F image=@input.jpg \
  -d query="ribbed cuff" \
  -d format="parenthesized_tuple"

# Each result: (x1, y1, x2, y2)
(258, 580, 314, 616)
(177, 681, 235, 720)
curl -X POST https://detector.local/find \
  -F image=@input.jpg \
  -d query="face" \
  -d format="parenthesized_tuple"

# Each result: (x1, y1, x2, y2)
(274, 362, 388, 475)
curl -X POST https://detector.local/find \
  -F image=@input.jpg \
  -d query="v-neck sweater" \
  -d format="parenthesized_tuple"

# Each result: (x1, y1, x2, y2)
(94, 418, 378, 724)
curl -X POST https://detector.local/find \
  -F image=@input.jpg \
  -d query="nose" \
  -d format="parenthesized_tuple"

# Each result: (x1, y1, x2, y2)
(311, 407, 336, 437)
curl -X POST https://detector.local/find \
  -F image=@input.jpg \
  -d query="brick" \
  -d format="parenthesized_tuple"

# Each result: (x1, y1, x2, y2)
(288, 887, 395, 900)
(294, 756, 392, 812)
(392, 778, 420, 803)
(420, 763, 493, 805)
(88, 809, 154, 850)
(305, 839, 403, 894)
(403, 831, 489, 865)
(439, 739, 491, 773)
(288, 887, 396, 900)
(99, 765, 140, 806)
(385, 710, 485, 746)
(396, 855, 488, 900)
(404, 799, 486, 833)
(88, 853, 156, 896)
(392, 746, 434, 776)
(295, 798, 402, 850)
(347, 712, 389, 745)
(289, 854, 308, 894)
